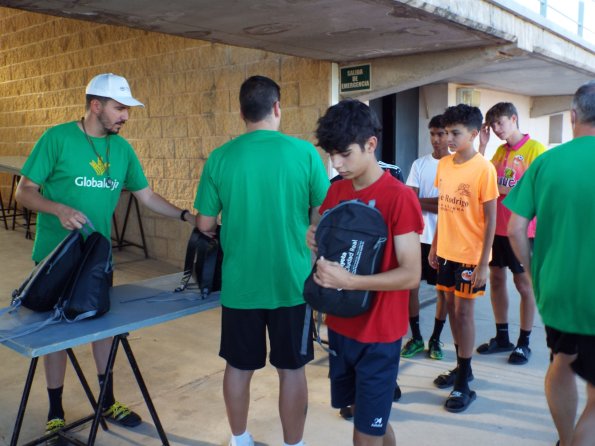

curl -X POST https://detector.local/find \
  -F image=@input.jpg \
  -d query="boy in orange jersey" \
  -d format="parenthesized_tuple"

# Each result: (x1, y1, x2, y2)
(429, 104, 498, 413)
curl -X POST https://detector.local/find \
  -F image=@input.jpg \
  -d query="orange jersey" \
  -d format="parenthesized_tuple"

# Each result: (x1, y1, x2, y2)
(434, 153, 499, 264)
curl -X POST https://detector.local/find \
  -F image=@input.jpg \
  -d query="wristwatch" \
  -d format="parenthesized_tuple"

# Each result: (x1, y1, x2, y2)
(180, 209, 190, 222)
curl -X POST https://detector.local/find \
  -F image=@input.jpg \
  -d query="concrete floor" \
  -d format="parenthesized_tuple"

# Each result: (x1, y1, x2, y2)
(0, 225, 586, 446)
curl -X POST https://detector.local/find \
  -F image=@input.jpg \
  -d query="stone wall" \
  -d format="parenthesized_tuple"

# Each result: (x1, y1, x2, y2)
(0, 7, 331, 267)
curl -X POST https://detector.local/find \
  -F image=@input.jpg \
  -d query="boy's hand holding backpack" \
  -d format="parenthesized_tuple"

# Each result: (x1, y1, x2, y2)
(303, 199, 387, 318)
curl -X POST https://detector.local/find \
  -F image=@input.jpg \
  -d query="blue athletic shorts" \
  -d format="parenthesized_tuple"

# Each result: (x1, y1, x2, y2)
(219, 304, 313, 370)
(328, 329, 401, 436)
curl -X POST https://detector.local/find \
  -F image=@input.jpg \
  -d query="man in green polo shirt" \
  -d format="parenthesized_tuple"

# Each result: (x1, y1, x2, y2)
(506, 80, 595, 446)
(16, 73, 196, 444)
(194, 75, 329, 446)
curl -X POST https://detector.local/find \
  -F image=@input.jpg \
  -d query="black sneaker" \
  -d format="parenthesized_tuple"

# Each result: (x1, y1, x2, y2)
(102, 402, 142, 427)
(339, 406, 353, 420)
(393, 383, 402, 402)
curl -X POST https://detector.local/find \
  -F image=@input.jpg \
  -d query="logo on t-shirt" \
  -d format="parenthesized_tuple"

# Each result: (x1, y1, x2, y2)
(456, 183, 471, 197)
(90, 157, 109, 176)
(439, 183, 471, 213)
(74, 176, 119, 191)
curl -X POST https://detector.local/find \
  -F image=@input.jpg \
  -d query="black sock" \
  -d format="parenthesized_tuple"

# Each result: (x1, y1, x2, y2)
(430, 318, 446, 341)
(517, 329, 531, 347)
(98, 373, 115, 409)
(454, 357, 472, 393)
(47, 386, 65, 421)
(454, 344, 459, 357)
(495, 323, 510, 345)
(409, 315, 422, 340)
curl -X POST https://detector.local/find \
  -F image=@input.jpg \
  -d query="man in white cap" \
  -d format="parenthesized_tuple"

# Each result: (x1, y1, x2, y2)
(16, 73, 196, 444)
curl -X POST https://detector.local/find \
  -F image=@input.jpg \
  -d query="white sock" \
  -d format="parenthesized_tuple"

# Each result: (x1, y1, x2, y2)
(283, 441, 304, 446)
(231, 431, 252, 446)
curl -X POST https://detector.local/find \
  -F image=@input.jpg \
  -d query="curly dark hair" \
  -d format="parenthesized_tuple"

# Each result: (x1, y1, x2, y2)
(315, 99, 382, 153)
(442, 104, 483, 131)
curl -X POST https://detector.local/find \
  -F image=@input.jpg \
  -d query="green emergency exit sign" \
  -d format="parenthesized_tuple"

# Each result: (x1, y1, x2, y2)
(340, 64, 371, 93)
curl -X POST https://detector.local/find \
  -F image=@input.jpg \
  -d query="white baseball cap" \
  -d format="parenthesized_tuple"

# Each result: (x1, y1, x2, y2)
(85, 73, 144, 107)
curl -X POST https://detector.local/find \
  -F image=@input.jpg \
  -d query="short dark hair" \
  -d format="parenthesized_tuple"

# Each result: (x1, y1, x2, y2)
(572, 80, 595, 126)
(239, 76, 281, 123)
(442, 104, 483, 132)
(315, 99, 382, 154)
(485, 102, 519, 127)
(428, 114, 445, 129)
(85, 94, 110, 110)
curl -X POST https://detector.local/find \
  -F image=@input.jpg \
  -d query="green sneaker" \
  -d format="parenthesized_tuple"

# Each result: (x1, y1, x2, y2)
(400, 338, 424, 358)
(428, 338, 444, 360)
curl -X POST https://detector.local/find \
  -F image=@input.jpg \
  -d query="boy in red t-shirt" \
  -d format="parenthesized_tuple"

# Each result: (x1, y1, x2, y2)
(307, 99, 423, 446)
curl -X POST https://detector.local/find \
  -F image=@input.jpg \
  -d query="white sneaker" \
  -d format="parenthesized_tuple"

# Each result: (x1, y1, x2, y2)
(228, 432, 254, 446)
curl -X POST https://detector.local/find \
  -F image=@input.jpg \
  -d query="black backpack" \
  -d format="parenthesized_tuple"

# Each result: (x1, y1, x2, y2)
(58, 231, 112, 321)
(0, 229, 113, 342)
(11, 230, 85, 312)
(175, 227, 223, 298)
(303, 199, 388, 317)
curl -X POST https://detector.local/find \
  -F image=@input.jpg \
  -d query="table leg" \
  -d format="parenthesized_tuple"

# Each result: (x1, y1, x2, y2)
(86, 336, 120, 446)
(120, 335, 170, 446)
(10, 357, 38, 446)
(66, 349, 108, 431)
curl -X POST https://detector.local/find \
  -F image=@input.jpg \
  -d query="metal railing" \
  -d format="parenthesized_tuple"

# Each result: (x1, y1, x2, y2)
(513, 0, 595, 43)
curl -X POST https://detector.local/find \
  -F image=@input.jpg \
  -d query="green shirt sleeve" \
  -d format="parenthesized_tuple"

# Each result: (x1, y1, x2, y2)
(21, 128, 59, 185)
(194, 155, 221, 217)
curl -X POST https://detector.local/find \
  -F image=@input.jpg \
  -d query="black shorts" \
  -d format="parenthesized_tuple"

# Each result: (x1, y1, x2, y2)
(545, 326, 595, 386)
(420, 243, 437, 285)
(489, 235, 530, 274)
(219, 304, 314, 370)
(436, 257, 486, 299)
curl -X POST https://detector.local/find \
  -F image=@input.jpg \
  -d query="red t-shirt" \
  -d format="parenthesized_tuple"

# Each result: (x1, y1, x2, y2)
(320, 171, 424, 343)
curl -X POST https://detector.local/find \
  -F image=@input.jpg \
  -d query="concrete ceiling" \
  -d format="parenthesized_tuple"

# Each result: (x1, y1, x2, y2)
(2, 0, 593, 97)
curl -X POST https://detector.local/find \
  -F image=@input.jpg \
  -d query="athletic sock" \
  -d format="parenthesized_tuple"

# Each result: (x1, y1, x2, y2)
(409, 315, 422, 340)
(454, 356, 471, 393)
(495, 323, 510, 345)
(517, 329, 531, 347)
(98, 373, 115, 409)
(231, 431, 252, 446)
(430, 318, 446, 341)
(47, 386, 65, 421)
(283, 441, 304, 446)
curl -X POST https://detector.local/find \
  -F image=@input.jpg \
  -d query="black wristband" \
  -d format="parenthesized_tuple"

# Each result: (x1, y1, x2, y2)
(180, 209, 190, 222)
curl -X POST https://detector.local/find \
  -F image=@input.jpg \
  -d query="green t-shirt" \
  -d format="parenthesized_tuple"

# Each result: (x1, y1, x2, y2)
(503, 136, 595, 335)
(21, 121, 149, 262)
(194, 130, 329, 309)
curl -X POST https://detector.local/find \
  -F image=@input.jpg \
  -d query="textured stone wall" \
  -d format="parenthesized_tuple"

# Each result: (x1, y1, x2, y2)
(0, 7, 331, 267)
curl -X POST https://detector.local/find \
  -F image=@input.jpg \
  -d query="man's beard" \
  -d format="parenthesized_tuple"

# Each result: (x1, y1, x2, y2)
(99, 113, 123, 135)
